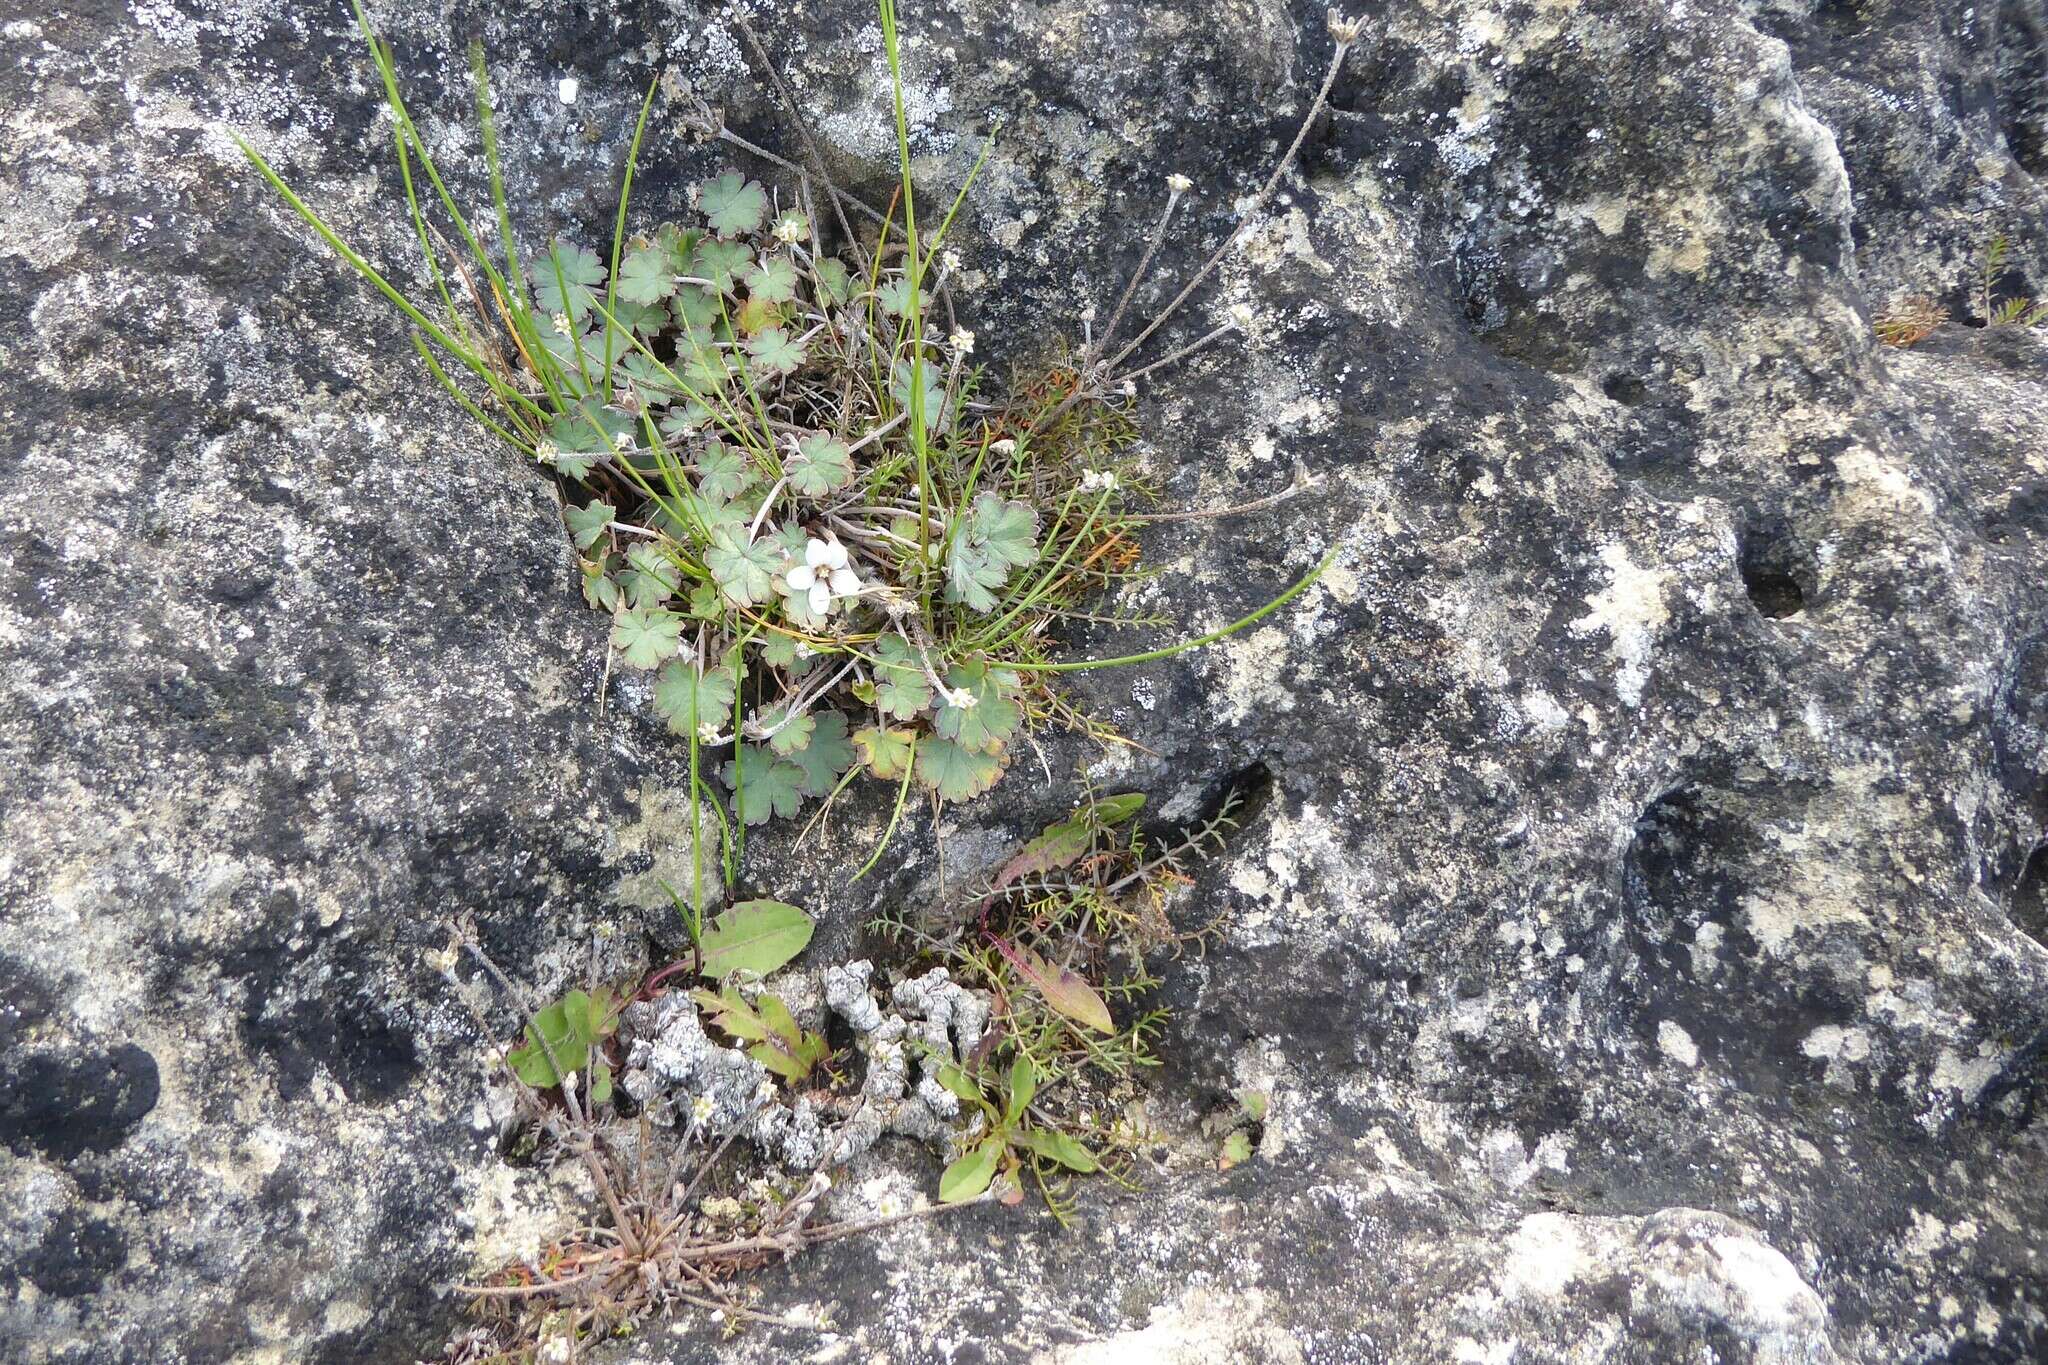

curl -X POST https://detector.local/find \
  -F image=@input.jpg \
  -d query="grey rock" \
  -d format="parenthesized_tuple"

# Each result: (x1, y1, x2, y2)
(3, 1, 2046, 1363)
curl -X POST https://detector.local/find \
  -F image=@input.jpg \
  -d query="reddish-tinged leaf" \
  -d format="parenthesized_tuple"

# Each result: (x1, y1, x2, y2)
(990, 817, 1089, 891)
(989, 935, 1114, 1034)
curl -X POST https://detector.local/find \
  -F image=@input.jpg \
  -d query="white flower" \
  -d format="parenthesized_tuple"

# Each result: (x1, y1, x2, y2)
(875, 1193, 903, 1218)
(785, 535, 859, 616)
(691, 1094, 715, 1125)
(943, 685, 978, 710)
(1167, 172, 1193, 194)
(773, 212, 809, 245)
(549, 311, 572, 336)
(990, 438, 1017, 456)
(1079, 469, 1118, 493)
(754, 1079, 777, 1106)
(1120, 378, 1138, 398)
(940, 249, 963, 274)
(556, 76, 580, 105)
(540, 1336, 572, 1364)
(1229, 302, 1257, 332)
(1326, 9, 1366, 45)
(949, 327, 975, 355)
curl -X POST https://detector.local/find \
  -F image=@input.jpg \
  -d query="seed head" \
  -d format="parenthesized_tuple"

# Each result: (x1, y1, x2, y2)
(1167, 172, 1193, 195)
(1326, 9, 1366, 46)
(949, 327, 976, 356)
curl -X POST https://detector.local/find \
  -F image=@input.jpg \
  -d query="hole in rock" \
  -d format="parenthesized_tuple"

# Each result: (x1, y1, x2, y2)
(1737, 514, 1813, 619)
(1602, 372, 1648, 406)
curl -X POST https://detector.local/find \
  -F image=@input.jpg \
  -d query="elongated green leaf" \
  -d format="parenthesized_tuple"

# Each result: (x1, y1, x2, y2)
(697, 899, 813, 978)
(939, 1137, 1003, 1204)
(1005, 1054, 1036, 1125)
(1019, 1127, 1098, 1173)
(1093, 793, 1146, 825)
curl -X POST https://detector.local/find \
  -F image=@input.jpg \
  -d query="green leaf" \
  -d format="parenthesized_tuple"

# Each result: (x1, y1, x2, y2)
(654, 660, 736, 736)
(695, 442, 753, 503)
(612, 297, 669, 336)
(876, 275, 930, 317)
(671, 282, 722, 334)
(697, 898, 815, 977)
(621, 543, 680, 609)
(755, 992, 802, 1048)
(691, 986, 771, 1041)
(536, 240, 604, 321)
(706, 533, 779, 608)
(1005, 1054, 1036, 1125)
(785, 433, 853, 497)
(535, 315, 601, 388)
(871, 635, 933, 720)
(933, 659, 1022, 753)
(967, 493, 1039, 571)
(565, 501, 616, 551)
(1020, 1127, 1100, 1173)
(994, 936, 1115, 1034)
(1218, 1130, 1253, 1170)
(701, 172, 769, 235)
(763, 706, 815, 756)
(890, 358, 949, 437)
(1093, 793, 1146, 825)
(507, 989, 608, 1092)
(943, 495, 1037, 612)
(785, 711, 854, 796)
(916, 735, 1002, 802)
(852, 725, 916, 780)
(1234, 1089, 1269, 1122)
(658, 223, 702, 274)
(617, 352, 683, 405)
(743, 254, 799, 303)
(939, 1138, 1003, 1204)
(581, 557, 621, 612)
(934, 1063, 991, 1112)
(743, 327, 806, 376)
(721, 744, 807, 824)
(693, 239, 753, 294)
(616, 242, 676, 305)
(813, 258, 851, 306)
(611, 607, 683, 669)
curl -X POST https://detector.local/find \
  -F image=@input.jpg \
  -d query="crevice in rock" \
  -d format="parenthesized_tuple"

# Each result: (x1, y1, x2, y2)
(2007, 838, 2048, 948)
(1999, 0, 2048, 176)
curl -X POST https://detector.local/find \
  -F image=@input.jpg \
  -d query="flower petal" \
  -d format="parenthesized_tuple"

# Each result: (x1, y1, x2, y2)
(804, 538, 833, 570)
(786, 564, 816, 591)
(822, 538, 850, 570)
(829, 567, 860, 597)
(808, 582, 833, 615)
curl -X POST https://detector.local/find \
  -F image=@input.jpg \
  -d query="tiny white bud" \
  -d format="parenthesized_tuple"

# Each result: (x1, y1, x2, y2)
(1166, 172, 1193, 195)
(1228, 302, 1257, 332)
(550, 312, 572, 336)
(990, 438, 1017, 456)
(949, 327, 975, 355)
(940, 249, 963, 274)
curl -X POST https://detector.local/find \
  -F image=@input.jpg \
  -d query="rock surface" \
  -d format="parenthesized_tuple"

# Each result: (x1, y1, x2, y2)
(4, 1, 2047, 1362)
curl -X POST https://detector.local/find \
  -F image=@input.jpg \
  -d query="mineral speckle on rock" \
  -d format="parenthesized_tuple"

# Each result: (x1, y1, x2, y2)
(4, 0, 2046, 1362)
